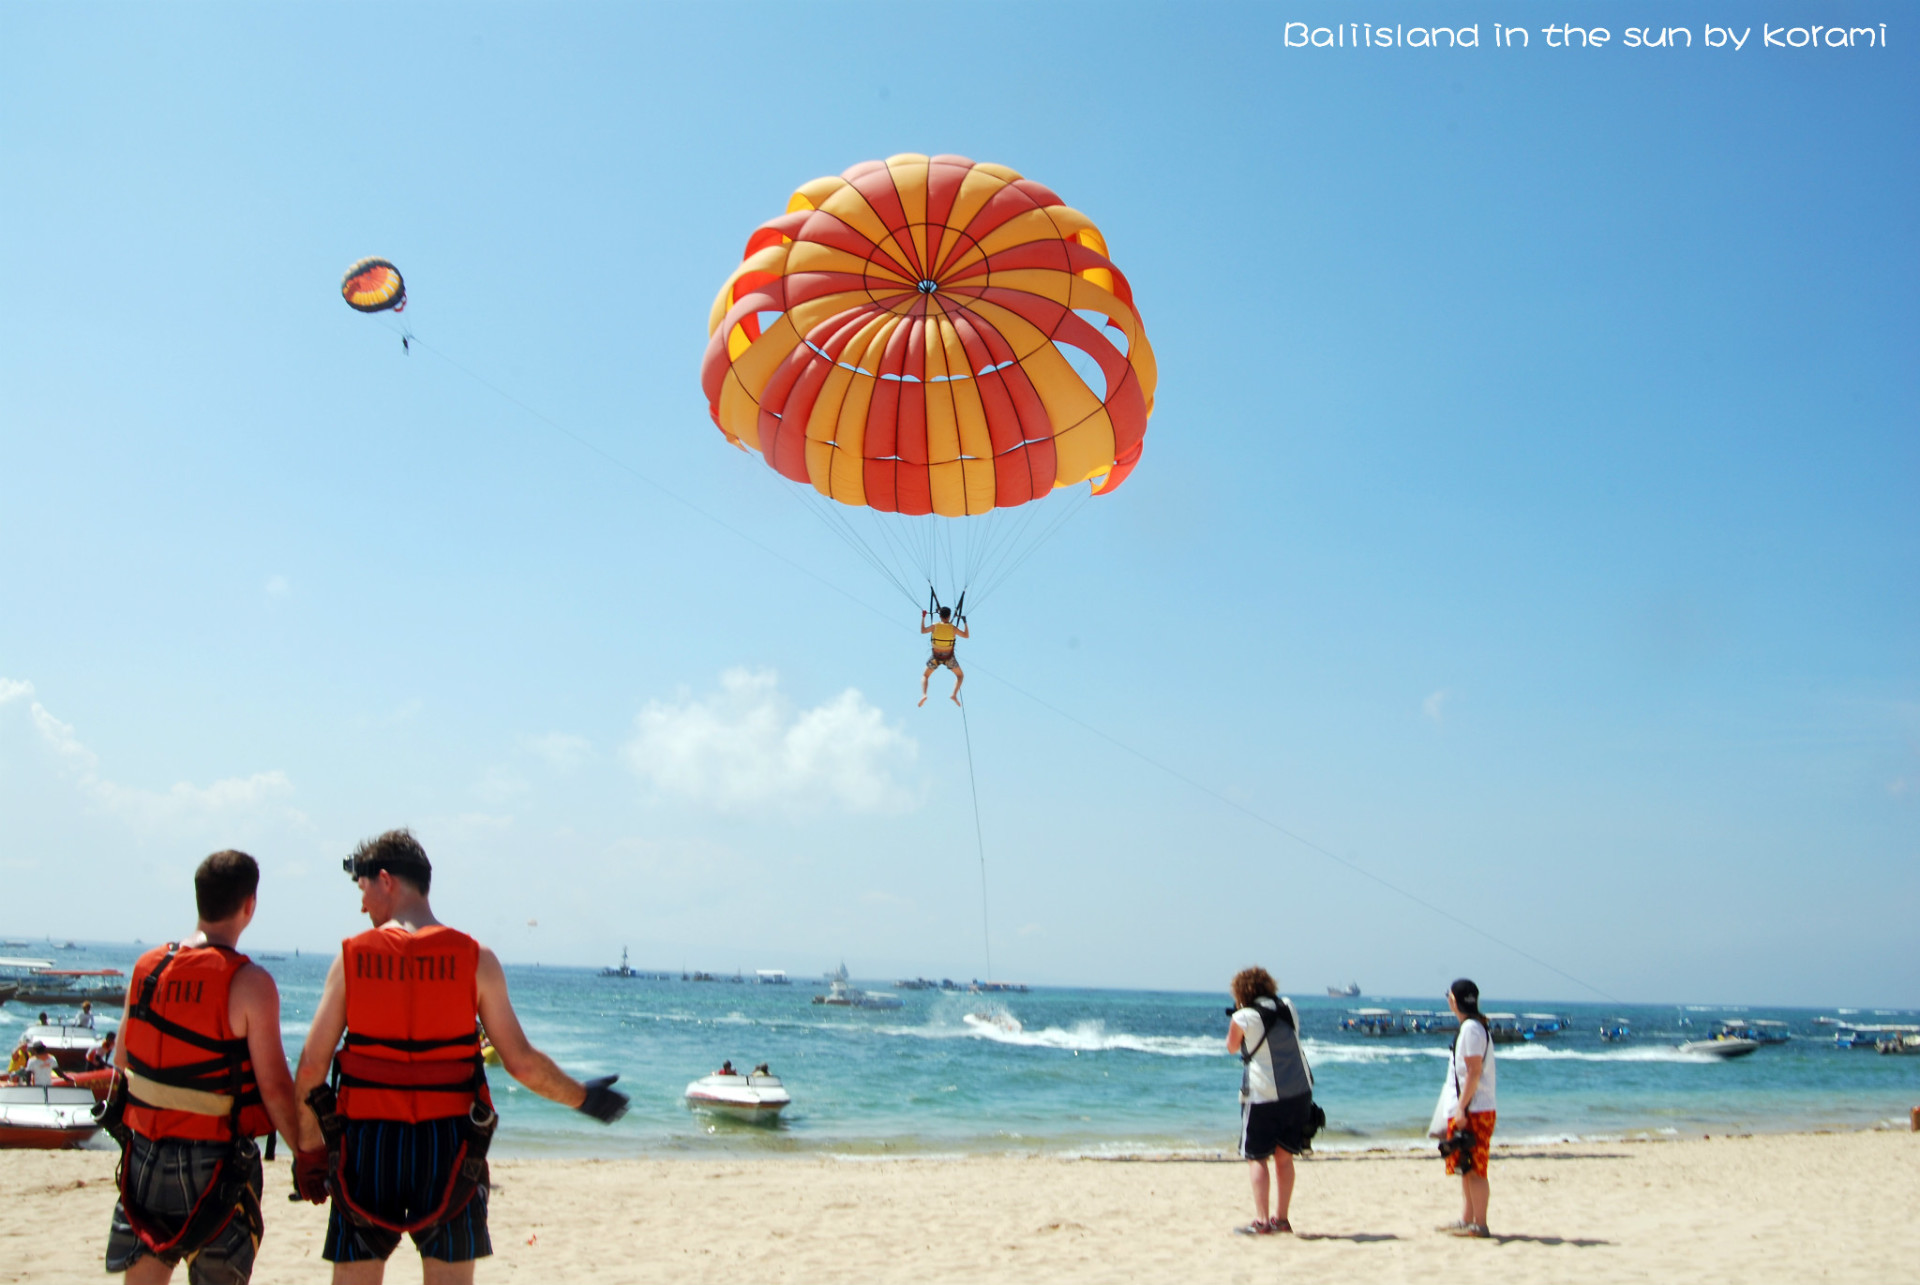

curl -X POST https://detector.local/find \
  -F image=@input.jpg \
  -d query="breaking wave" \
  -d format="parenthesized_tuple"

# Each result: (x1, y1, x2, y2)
(885, 1016, 1222, 1058)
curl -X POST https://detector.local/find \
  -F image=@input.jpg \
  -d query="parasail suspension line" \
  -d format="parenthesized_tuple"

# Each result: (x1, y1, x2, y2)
(959, 699, 993, 984)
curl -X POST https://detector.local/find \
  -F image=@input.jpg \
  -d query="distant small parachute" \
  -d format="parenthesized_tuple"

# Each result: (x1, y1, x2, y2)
(341, 258, 407, 313)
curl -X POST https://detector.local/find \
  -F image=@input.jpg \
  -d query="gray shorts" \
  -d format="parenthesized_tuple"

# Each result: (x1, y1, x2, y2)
(106, 1134, 263, 1285)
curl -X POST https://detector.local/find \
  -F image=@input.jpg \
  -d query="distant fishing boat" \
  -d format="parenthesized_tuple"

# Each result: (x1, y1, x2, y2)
(1341, 1008, 1402, 1037)
(755, 969, 790, 985)
(1327, 982, 1361, 998)
(1715, 1019, 1791, 1044)
(600, 947, 640, 978)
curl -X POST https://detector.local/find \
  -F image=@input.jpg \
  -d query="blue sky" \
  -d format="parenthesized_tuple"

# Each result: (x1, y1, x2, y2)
(3, 2, 1914, 1007)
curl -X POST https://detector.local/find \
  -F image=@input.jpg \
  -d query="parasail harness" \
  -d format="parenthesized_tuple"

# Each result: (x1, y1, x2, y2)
(927, 588, 968, 642)
(96, 943, 265, 1265)
(301, 1026, 497, 1236)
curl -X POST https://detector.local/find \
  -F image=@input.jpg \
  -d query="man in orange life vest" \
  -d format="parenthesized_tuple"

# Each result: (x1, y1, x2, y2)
(291, 829, 628, 1282)
(103, 849, 303, 1285)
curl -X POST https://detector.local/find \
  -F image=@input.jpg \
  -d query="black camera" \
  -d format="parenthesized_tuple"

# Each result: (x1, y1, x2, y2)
(1223, 1005, 1238, 1018)
(1436, 1127, 1477, 1174)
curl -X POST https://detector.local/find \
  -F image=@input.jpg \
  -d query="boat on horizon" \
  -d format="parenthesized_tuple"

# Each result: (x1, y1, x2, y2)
(600, 948, 641, 978)
(970, 980, 1029, 994)
(684, 1066, 790, 1123)
(812, 978, 903, 1010)
(1327, 982, 1361, 998)
(755, 969, 790, 985)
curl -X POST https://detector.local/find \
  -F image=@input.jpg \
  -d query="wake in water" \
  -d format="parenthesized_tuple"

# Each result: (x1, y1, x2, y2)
(909, 1014, 1222, 1058)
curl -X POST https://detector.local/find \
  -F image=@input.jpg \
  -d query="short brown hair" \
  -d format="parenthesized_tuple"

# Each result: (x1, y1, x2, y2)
(1231, 966, 1278, 1008)
(195, 850, 260, 921)
(348, 829, 432, 894)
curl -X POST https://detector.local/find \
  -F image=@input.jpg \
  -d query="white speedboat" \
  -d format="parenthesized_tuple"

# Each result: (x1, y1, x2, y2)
(963, 1010, 1022, 1036)
(0, 1085, 101, 1149)
(15, 1024, 109, 1074)
(684, 1070, 791, 1123)
(811, 979, 903, 1010)
(1679, 1036, 1759, 1059)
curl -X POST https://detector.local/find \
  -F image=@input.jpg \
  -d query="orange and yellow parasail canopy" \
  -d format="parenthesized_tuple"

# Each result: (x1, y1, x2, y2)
(701, 155, 1155, 517)
(341, 258, 407, 314)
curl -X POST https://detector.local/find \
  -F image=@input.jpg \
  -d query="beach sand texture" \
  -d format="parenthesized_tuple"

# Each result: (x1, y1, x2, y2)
(3, 1131, 1913, 1283)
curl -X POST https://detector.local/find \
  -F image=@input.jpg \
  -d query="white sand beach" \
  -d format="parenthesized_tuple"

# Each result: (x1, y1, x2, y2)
(3, 1130, 1914, 1283)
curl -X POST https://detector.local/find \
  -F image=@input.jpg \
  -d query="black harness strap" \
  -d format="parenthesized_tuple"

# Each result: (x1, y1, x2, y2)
(110, 943, 265, 1266)
(318, 1024, 496, 1237)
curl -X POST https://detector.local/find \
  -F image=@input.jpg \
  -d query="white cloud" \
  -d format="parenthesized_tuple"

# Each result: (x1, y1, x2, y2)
(265, 574, 290, 598)
(93, 771, 297, 829)
(624, 669, 918, 814)
(528, 732, 591, 770)
(1423, 688, 1452, 723)
(30, 703, 98, 770)
(7, 680, 299, 833)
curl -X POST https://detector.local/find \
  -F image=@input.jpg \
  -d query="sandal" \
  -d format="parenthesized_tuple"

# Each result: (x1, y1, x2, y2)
(1435, 1220, 1468, 1233)
(1233, 1221, 1271, 1236)
(1447, 1222, 1492, 1238)
(1268, 1219, 1293, 1234)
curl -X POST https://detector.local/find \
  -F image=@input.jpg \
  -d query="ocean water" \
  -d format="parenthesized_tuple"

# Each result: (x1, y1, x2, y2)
(7, 943, 1915, 1157)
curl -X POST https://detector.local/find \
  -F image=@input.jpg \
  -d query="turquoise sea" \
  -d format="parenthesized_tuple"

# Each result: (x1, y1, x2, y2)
(7, 943, 1915, 1157)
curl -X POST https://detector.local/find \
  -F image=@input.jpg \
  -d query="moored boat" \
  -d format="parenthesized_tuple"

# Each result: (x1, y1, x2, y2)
(14, 1024, 107, 1074)
(0, 1085, 100, 1149)
(684, 1068, 790, 1123)
(1716, 1018, 1791, 1044)
(1326, 982, 1361, 998)
(1341, 1008, 1401, 1037)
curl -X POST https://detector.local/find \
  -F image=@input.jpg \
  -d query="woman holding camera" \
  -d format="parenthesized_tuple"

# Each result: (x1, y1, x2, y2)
(1225, 966, 1315, 1235)
(1436, 977, 1496, 1237)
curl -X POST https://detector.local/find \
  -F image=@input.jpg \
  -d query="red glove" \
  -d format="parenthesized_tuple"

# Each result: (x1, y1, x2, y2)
(291, 1149, 331, 1204)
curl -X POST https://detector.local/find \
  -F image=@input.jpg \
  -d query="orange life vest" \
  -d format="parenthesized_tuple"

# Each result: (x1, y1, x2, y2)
(336, 924, 487, 1123)
(121, 943, 270, 1142)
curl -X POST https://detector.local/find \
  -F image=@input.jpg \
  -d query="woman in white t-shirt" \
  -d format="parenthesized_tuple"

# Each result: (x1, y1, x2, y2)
(1225, 966, 1315, 1236)
(1435, 978, 1496, 1237)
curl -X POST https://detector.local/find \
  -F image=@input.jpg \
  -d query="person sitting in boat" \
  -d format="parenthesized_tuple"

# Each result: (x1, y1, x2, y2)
(715, 1060, 737, 1076)
(752, 1062, 771, 1077)
(918, 607, 969, 707)
(87, 1030, 116, 1071)
(23, 1042, 57, 1087)
(75, 999, 96, 1029)
(5, 1037, 26, 1079)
